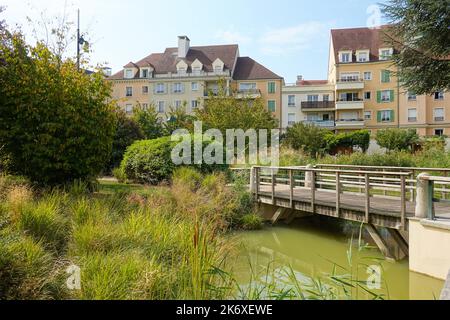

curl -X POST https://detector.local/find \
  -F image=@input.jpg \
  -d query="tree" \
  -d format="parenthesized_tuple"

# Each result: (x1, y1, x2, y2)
(381, 0, 450, 94)
(284, 123, 330, 158)
(196, 84, 277, 134)
(109, 110, 145, 171)
(0, 30, 116, 185)
(163, 103, 197, 135)
(376, 128, 419, 152)
(132, 104, 164, 140)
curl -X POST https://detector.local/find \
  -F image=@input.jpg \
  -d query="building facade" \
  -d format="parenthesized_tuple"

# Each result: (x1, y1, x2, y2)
(108, 36, 283, 126)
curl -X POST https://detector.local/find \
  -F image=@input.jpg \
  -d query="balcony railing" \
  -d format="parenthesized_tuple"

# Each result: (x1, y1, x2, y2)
(435, 117, 445, 122)
(337, 78, 364, 83)
(236, 89, 261, 95)
(301, 120, 336, 127)
(336, 119, 365, 125)
(301, 101, 336, 110)
(408, 117, 417, 122)
(336, 98, 364, 102)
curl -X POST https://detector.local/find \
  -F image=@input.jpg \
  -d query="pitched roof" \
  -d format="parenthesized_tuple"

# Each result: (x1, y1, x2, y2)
(297, 80, 329, 86)
(331, 25, 393, 62)
(110, 44, 239, 80)
(233, 57, 282, 80)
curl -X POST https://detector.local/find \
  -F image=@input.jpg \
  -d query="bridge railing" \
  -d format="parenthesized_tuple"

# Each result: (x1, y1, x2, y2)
(416, 174, 450, 220)
(252, 166, 413, 230)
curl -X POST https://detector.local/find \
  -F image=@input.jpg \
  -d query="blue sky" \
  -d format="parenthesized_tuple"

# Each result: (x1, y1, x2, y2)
(1, 0, 388, 83)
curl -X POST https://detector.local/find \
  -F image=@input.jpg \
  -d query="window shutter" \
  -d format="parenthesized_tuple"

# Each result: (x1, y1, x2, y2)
(390, 90, 395, 102)
(377, 91, 381, 103)
(390, 110, 395, 122)
(377, 111, 382, 122)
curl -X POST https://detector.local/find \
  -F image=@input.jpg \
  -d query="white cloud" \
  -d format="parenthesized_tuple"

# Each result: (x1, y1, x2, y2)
(215, 29, 252, 45)
(259, 21, 331, 55)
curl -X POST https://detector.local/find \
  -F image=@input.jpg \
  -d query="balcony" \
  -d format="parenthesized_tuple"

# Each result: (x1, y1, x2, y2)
(301, 120, 335, 128)
(235, 89, 262, 99)
(154, 70, 231, 79)
(301, 101, 336, 111)
(336, 78, 365, 90)
(336, 99, 364, 110)
(335, 119, 365, 128)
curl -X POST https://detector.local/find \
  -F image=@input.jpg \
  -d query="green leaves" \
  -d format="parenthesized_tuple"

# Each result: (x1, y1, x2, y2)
(375, 128, 419, 152)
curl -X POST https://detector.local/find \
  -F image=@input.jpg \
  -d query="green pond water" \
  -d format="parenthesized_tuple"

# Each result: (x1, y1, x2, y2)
(233, 217, 444, 300)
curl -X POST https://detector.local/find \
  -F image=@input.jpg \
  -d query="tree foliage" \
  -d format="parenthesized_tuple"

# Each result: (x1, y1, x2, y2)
(0, 31, 116, 185)
(163, 104, 197, 135)
(284, 123, 330, 158)
(132, 104, 164, 140)
(375, 128, 419, 152)
(108, 110, 145, 171)
(381, 0, 450, 94)
(196, 84, 278, 134)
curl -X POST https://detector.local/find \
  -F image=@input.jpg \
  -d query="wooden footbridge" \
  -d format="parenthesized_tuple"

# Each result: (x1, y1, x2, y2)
(235, 165, 450, 260)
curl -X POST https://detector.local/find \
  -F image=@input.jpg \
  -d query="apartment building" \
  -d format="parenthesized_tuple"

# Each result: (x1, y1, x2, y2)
(282, 77, 335, 129)
(108, 36, 283, 126)
(328, 26, 449, 136)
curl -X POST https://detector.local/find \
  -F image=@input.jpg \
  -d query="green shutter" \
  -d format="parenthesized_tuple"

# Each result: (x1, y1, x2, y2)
(390, 110, 395, 122)
(377, 91, 382, 103)
(381, 70, 391, 83)
(390, 90, 395, 102)
(268, 82, 276, 93)
(377, 111, 382, 122)
(268, 101, 276, 112)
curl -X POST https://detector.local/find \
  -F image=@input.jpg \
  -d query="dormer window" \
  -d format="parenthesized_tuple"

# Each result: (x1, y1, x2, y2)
(212, 58, 225, 74)
(125, 69, 134, 79)
(176, 60, 188, 75)
(357, 50, 369, 62)
(191, 59, 203, 76)
(141, 68, 150, 78)
(339, 51, 352, 63)
(379, 48, 393, 60)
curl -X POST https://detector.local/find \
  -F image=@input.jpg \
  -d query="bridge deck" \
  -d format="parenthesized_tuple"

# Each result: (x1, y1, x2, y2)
(258, 184, 450, 219)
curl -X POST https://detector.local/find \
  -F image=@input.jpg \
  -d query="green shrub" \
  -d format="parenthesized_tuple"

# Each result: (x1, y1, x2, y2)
(132, 104, 164, 140)
(173, 167, 203, 191)
(0, 33, 116, 185)
(326, 130, 371, 153)
(113, 167, 127, 183)
(239, 213, 263, 230)
(376, 129, 419, 152)
(285, 123, 330, 158)
(108, 110, 145, 171)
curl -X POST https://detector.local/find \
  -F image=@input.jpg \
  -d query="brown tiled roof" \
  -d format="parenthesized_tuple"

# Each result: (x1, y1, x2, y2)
(331, 25, 393, 62)
(123, 61, 139, 68)
(110, 44, 239, 80)
(297, 80, 329, 86)
(233, 57, 282, 80)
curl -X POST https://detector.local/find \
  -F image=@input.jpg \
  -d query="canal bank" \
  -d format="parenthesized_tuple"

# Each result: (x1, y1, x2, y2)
(233, 216, 444, 300)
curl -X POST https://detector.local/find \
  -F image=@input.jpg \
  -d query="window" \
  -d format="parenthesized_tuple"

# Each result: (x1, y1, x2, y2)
(155, 83, 166, 94)
(435, 91, 444, 100)
(340, 73, 359, 82)
(268, 82, 276, 94)
(323, 94, 330, 102)
(173, 83, 184, 93)
(435, 129, 444, 137)
(357, 51, 369, 62)
(191, 82, 199, 91)
(125, 104, 133, 114)
(379, 48, 393, 60)
(364, 91, 371, 100)
(378, 90, 394, 103)
(192, 67, 202, 75)
(408, 108, 417, 122)
(434, 108, 444, 121)
(268, 100, 276, 113)
(191, 100, 198, 109)
(141, 69, 149, 78)
(377, 110, 394, 122)
(125, 69, 133, 79)
(364, 72, 372, 81)
(407, 92, 417, 101)
(239, 83, 257, 91)
(364, 111, 372, 120)
(157, 101, 165, 113)
(214, 66, 223, 74)
(174, 100, 182, 109)
(307, 95, 319, 102)
(126, 87, 133, 97)
(381, 70, 391, 83)
(288, 95, 295, 107)
(339, 52, 352, 63)
(142, 86, 149, 94)
(339, 92, 359, 101)
(288, 113, 296, 126)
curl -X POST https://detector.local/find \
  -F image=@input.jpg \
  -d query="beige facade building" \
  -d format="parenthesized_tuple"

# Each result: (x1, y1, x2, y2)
(108, 36, 283, 126)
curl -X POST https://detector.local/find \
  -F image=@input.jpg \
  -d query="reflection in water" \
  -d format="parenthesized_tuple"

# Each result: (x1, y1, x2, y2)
(233, 217, 444, 300)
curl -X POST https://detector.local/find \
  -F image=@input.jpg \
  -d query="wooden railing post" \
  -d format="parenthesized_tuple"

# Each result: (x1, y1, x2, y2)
(410, 170, 416, 202)
(289, 169, 294, 209)
(336, 172, 341, 218)
(400, 175, 406, 230)
(365, 173, 370, 223)
(255, 167, 260, 198)
(427, 180, 435, 220)
(271, 168, 276, 205)
(311, 170, 316, 213)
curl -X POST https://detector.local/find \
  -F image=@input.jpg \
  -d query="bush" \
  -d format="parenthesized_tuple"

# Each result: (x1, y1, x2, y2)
(326, 130, 371, 153)
(0, 33, 116, 185)
(285, 123, 330, 158)
(113, 167, 127, 183)
(239, 214, 264, 230)
(132, 104, 164, 140)
(376, 129, 419, 152)
(108, 111, 145, 172)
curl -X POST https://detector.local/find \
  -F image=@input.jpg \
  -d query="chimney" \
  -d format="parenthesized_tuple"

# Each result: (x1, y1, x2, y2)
(102, 67, 112, 77)
(297, 75, 303, 81)
(178, 36, 190, 58)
